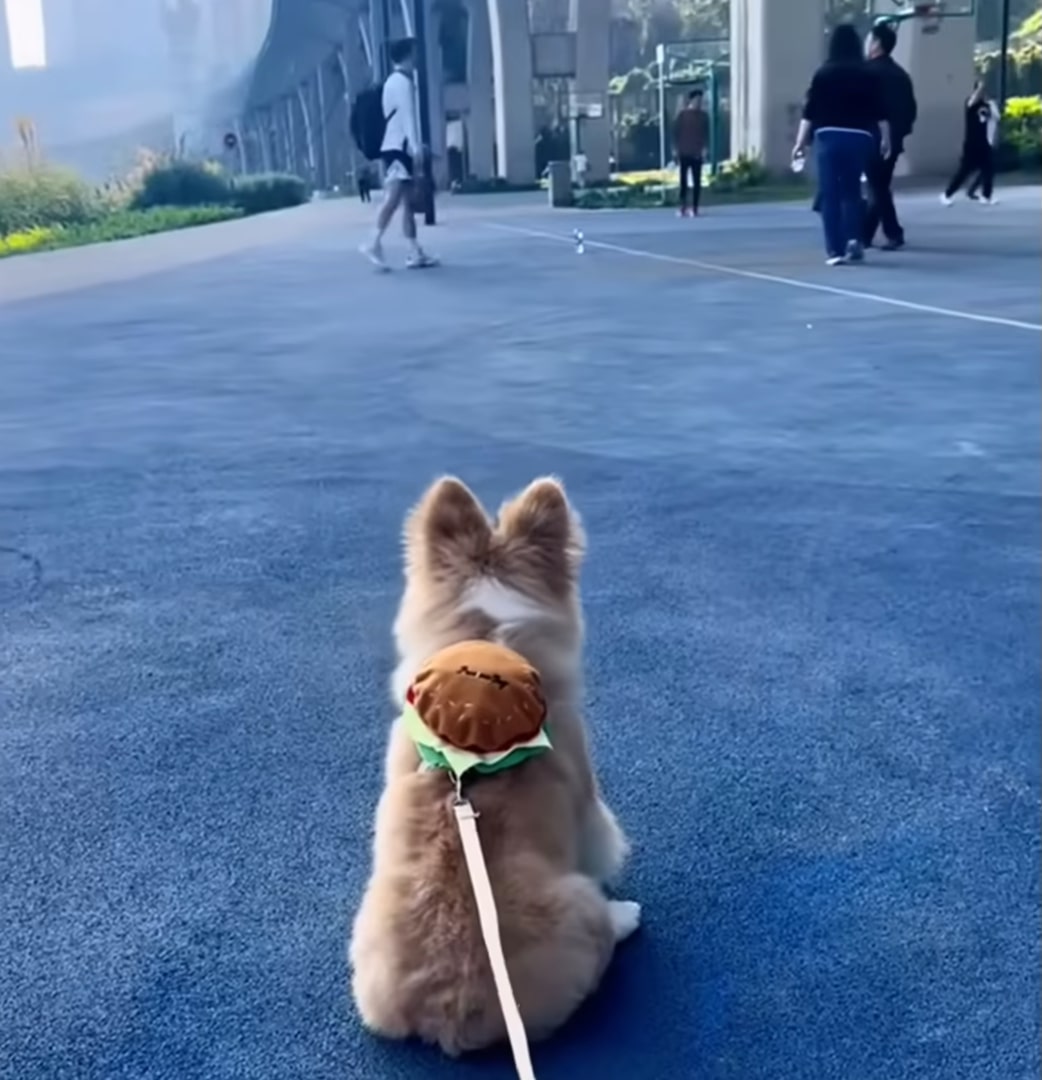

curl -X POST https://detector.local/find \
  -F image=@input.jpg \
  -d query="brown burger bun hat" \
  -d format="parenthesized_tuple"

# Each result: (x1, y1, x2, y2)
(408, 640, 547, 754)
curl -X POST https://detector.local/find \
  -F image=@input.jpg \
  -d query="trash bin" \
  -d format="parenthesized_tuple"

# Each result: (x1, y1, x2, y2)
(547, 161, 573, 208)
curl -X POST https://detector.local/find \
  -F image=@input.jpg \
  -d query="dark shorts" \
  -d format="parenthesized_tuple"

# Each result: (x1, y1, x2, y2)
(380, 150, 415, 181)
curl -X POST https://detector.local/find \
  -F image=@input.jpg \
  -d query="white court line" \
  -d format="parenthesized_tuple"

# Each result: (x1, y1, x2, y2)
(486, 222, 1042, 334)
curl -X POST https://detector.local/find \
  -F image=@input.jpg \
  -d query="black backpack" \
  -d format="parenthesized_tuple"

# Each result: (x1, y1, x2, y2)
(350, 86, 395, 161)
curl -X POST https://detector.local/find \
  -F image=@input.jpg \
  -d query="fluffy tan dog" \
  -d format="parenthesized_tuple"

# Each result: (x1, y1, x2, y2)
(349, 476, 639, 1056)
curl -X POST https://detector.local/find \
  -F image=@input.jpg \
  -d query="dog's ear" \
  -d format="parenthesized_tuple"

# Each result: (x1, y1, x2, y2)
(497, 477, 585, 578)
(405, 477, 492, 579)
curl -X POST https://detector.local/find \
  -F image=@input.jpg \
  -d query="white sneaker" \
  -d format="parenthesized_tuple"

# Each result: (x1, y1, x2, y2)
(360, 240, 389, 271)
(939, 194, 954, 206)
(406, 251, 439, 269)
(980, 196, 999, 205)
(826, 254, 847, 267)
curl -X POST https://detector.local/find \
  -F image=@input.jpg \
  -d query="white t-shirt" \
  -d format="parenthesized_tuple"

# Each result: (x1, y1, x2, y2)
(381, 69, 420, 156)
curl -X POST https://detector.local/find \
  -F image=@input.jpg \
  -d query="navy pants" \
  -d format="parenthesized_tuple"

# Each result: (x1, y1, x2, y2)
(814, 130, 873, 258)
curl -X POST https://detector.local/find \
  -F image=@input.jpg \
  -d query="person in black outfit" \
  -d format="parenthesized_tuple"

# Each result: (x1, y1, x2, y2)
(943, 82, 1000, 204)
(794, 23, 890, 266)
(862, 21, 917, 250)
(358, 166, 373, 203)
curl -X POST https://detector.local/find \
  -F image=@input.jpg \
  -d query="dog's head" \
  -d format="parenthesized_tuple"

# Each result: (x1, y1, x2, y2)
(391, 476, 586, 703)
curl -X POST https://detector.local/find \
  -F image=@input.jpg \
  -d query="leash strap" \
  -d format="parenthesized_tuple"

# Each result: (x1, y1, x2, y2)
(453, 799, 537, 1080)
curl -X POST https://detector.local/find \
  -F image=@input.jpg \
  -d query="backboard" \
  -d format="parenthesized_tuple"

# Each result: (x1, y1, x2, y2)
(866, 0, 976, 18)
(531, 33, 577, 79)
(655, 38, 729, 86)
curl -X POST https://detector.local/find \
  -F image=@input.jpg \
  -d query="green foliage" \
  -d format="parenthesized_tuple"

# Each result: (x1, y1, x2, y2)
(710, 154, 770, 193)
(128, 159, 310, 214)
(1001, 94, 1042, 169)
(231, 172, 309, 214)
(450, 177, 542, 194)
(975, 36, 1042, 100)
(618, 111, 662, 171)
(0, 153, 305, 257)
(574, 155, 802, 209)
(0, 206, 242, 258)
(575, 184, 662, 209)
(131, 159, 232, 209)
(977, 0, 1042, 44)
(0, 224, 59, 257)
(0, 165, 101, 235)
(967, 4, 1042, 119)
(617, 0, 727, 57)
(1014, 8, 1042, 40)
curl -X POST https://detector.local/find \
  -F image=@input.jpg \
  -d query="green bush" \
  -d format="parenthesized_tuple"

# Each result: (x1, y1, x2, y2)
(230, 172, 309, 214)
(450, 177, 541, 195)
(574, 160, 806, 211)
(63, 205, 242, 243)
(0, 205, 242, 258)
(1000, 94, 1042, 170)
(710, 154, 771, 193)
(131, 160, 231, 209)
(576, 185, 664, 209)
(0, 165, 100, 235)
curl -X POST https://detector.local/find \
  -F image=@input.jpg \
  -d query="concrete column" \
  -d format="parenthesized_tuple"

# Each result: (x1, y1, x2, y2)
(569, 0, 611, 182)
(893, 14, 975, 176)
(487, 0, 536, 183)
(730, 0, 824, 174)
(296, 82, 318, 184)
(336, 16, 375, 192)
(466, 0, 496, 179)
(424, 0, 449, 186)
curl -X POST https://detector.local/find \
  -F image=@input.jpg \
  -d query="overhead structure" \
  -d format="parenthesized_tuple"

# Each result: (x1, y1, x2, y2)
(204, 0, 616, 190)
(196, 0, 976, 194)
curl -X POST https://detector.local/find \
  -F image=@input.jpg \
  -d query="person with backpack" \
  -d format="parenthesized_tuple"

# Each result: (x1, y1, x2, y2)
(353, 38, 437, 271)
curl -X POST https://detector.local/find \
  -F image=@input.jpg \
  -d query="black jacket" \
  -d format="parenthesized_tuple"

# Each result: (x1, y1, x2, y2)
(803, 60, 886, 136)
(868, 54, 917, 150)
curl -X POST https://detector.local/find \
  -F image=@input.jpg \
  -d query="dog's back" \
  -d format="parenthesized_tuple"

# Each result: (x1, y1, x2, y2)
(350, 477, 637, 1055)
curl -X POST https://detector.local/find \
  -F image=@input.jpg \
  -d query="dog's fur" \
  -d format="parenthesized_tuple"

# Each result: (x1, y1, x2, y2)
(349, 476, 638, 1056)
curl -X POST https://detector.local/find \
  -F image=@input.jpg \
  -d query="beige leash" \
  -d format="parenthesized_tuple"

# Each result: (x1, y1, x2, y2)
(453, 798, 537, 1080)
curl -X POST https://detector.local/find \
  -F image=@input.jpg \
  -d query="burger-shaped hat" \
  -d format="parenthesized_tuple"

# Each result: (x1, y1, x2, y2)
(402, 640, 551, 778)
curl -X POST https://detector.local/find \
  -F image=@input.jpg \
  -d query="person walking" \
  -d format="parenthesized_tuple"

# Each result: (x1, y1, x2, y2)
(793, 23, 890, 266)
(357, 165, 373, 203)
(359, 37, 437, 271)
(673, 89, 709, 218)
(862, 21, 917, 250)
(942, 81, 1001, 205)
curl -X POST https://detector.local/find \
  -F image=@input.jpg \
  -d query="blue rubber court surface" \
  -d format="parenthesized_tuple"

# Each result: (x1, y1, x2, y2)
(1, 188, 1039, 1080)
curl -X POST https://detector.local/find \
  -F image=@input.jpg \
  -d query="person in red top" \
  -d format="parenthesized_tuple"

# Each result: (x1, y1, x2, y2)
(672, 89, 709, 218)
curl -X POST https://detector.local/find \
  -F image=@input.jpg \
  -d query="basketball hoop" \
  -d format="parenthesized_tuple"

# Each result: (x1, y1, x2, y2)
(913, 1, 943, 33)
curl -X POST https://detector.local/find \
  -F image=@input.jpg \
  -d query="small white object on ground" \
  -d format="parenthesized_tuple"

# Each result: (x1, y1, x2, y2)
(574, 229, 585, 255)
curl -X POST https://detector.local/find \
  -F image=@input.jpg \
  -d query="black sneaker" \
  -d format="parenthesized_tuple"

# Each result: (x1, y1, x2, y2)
(880, 237, 905, 251)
